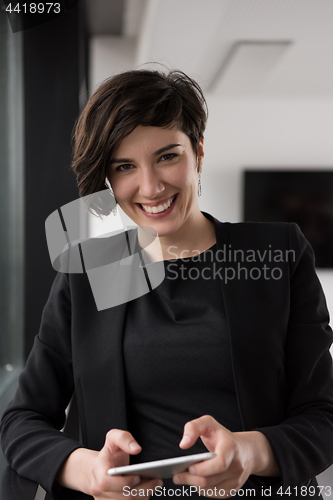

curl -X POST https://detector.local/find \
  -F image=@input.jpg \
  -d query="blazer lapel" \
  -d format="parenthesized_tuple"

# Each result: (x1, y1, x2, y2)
(75, 290, 128, 449)
(203, 212, 284, 431)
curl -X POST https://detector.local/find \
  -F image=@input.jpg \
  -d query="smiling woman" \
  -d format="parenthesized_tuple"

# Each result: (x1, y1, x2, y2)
(1, 69, 333, 500)
(72, 70, 207, 199)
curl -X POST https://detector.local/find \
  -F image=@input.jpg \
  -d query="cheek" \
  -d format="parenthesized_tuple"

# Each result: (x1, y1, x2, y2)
(112, 178, 136, 204)
(166, 164, 196, 188)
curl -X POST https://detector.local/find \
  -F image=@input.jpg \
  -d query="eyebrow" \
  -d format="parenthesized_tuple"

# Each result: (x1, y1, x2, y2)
(110, 143, 181, 164)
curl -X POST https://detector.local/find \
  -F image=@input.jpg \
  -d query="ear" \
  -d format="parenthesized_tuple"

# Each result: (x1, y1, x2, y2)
(197, 137, 204, 173)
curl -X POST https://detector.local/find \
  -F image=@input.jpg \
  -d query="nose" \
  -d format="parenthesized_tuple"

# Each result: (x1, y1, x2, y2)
(138, 167, 165, 199)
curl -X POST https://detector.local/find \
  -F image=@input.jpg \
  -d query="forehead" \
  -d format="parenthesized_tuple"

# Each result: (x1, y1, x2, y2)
(113, 126, 191, 156)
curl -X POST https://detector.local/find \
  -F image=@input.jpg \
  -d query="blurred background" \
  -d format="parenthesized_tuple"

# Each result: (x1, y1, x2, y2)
(1, 0, 333, 493)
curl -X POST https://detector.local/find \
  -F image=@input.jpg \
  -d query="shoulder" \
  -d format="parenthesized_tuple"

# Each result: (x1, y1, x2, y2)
(225, 220, 291, 238)
(203, 212, 303, 249)
(227, 221, 304, 251)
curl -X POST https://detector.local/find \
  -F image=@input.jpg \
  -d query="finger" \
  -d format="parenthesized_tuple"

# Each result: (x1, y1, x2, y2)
(104, 429, 142, 456)
(90, 473, 141, 498)
(91, 473, 162, 498)
(199, 477, 245, 498)
(139, 478, 163, 489)
(173, 471, 226, 488)
(187, 438, 236, 477)
(179, 415, 223, 449)
(97, 473, 142, 492)
(97, 430, 141, 474)
(194, 484, 235, 499)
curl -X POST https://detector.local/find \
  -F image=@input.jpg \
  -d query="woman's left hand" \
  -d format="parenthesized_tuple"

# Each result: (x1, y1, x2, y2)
(173, 415, 279, 498)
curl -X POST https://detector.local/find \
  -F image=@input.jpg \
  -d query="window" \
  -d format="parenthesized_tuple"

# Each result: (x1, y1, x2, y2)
(0, 8, 24, 397)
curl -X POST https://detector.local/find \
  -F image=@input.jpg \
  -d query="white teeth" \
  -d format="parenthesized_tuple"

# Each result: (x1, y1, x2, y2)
(141, 196, 175, 214)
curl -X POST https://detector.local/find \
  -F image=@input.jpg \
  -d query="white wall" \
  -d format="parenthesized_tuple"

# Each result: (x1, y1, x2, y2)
(89, 36, 333, 333)
(90, 36, 136, 93)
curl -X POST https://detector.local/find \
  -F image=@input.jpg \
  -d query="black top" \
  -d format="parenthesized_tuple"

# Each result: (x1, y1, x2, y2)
(124, 245, 245, 496)
(1, 216, 333, 499)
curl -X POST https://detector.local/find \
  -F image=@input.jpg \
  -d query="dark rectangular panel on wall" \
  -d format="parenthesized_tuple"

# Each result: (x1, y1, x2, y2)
(243, 169, 333, 269)
(24, 2, 88, 359)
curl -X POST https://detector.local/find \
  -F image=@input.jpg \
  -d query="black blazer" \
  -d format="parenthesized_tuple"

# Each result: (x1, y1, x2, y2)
(1, 213, 333, 497)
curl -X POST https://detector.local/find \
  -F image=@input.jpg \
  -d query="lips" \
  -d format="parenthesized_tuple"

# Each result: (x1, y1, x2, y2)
(138, 194, 177, 214)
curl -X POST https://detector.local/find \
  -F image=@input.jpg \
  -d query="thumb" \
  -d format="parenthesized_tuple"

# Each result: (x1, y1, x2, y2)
(105, 429, 142, 455)
(99, 429, 141, 467)
(179, 421, 201, 449)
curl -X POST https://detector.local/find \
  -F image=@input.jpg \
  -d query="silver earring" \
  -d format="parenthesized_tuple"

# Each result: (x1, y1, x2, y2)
(198, 173, 202, 197)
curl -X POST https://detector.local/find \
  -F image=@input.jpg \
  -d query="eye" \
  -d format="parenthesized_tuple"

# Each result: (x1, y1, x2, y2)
(115, 164, 135, 172)
(160, 153, 178, 162)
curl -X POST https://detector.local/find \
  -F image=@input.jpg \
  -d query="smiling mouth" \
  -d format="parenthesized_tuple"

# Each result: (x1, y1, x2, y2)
(138, 194, 177, 214)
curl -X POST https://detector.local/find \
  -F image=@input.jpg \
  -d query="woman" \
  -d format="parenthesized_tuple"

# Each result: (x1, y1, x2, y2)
(1, 69, 333, 499)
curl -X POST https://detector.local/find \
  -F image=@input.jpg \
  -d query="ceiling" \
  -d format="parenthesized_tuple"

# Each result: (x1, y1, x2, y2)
(85, 0, 333, 99)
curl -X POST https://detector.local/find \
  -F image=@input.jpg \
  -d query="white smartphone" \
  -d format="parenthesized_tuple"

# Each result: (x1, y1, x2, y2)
(107, 452, 215, 479)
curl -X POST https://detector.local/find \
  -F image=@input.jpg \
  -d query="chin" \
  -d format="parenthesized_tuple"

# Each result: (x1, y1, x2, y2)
(141, 219, 178, 237)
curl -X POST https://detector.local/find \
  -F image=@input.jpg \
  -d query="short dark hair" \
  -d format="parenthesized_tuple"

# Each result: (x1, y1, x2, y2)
(71, 69, 208, 198)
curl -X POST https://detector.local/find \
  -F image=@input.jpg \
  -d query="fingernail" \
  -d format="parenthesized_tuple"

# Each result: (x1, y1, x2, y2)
(133, 476, 140, 486)
(180, 436, 190, 446)
(173, 476, 180, 484)
(189, 467, 195, 474)
(129, 442, 140, 451)
(157, 480, 163, 487)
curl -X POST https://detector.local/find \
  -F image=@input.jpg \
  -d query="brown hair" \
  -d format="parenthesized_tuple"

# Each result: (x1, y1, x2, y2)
(71, 69, 208, 199)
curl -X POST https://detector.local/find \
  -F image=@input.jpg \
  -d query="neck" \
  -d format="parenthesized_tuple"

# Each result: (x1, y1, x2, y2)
(140, 211, 216, 262)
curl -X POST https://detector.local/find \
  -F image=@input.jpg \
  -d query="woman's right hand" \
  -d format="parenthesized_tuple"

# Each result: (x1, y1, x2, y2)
(89, 429, 162, 499)
(57, 429, 162, 499)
